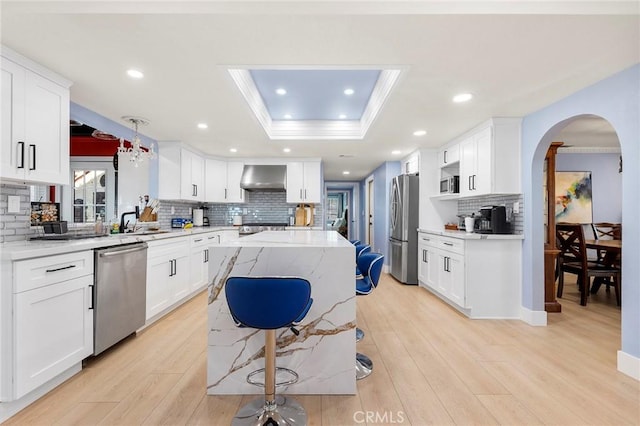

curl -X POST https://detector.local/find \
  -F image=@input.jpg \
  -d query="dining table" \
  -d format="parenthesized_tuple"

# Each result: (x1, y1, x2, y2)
(585, 239, 622, 293)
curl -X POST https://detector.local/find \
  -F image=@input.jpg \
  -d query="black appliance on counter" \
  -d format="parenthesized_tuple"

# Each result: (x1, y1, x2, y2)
(475, 205, 510, 234)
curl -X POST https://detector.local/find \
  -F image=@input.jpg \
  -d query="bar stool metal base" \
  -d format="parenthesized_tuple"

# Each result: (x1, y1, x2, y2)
(356, 327, 364, 343)
(232, 395, 307, 426)
(356, 352, 373, 380)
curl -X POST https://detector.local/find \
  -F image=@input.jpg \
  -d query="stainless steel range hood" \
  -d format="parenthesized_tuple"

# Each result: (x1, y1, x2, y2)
(240, 165, 287, 191)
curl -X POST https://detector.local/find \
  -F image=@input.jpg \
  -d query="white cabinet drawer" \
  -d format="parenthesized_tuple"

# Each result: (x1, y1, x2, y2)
(437, 237, 465, 255)
(418, 233, 439, 248)
(147, 238, 189, 259)
(14, 251, 93, 293)
(191, 232, 220, 248)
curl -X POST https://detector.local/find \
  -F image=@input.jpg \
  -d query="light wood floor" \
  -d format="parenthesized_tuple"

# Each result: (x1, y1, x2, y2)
(5, 273, 639, 425)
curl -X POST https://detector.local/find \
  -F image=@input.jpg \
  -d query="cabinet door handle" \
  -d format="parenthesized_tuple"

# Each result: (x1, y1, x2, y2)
(205, 248, 209, 263)
(29, 144, 36, 170)
(194, 238, 203, 242)
(224, 188, 228, 199)
(444, 150, 447, 164)
(472, 175, 477, 190)
(169, 259, 174, 277)
(46, 264, 76, 273)
(468, 176, 472, 191)
(17, 141, 25, 169)
(443, 242, 453, 246)
(304, 189, 307, 199)
(299, 189, 303, 199)
(88, 284, 94, 310)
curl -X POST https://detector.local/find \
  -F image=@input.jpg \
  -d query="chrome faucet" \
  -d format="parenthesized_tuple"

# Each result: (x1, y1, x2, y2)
(120, 206, 139, 233)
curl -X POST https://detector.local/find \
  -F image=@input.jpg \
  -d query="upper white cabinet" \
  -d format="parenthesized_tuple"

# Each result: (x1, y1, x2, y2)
(1, 49, 71, 185)
(458, 118, 521, 197)
(286, 161, 322, 203)
(438, 143, 459, 168)
(158, 143, 205, 201)
(205, 159, 245, 203)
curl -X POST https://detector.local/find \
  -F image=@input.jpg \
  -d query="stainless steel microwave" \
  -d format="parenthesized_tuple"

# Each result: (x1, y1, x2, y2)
(440, 176, 459, 194)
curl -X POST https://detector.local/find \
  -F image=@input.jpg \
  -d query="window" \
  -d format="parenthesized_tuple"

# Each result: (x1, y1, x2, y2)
(63, 160, 116, 223)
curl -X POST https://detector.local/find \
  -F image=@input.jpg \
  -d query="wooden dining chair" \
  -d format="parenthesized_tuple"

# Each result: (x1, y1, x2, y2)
(592, 222, 622, 241)
(556, 223, 621, 306)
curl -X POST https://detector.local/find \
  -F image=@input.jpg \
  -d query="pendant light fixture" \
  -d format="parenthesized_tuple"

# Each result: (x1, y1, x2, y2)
(118, 116, 155, 167)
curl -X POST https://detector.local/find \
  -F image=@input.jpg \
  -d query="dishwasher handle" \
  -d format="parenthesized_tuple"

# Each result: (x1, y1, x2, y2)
(99, 244, 148, 257)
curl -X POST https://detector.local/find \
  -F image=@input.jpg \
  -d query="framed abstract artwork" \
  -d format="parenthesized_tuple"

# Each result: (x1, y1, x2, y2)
(555, 171, 593, 224)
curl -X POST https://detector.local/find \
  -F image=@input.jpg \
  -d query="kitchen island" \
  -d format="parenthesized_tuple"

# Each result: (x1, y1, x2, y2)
(207, 230, 356, 395)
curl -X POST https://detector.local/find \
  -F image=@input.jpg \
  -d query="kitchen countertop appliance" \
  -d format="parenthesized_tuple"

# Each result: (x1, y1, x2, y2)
(475, 205, 510, 234)
(93, 242, 147, 355)
(389, 174, 420, 284)
(238, 223, 288, 236)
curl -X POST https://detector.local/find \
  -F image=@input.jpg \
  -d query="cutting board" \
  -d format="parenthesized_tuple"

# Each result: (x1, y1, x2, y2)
(295, 204, 314, 226)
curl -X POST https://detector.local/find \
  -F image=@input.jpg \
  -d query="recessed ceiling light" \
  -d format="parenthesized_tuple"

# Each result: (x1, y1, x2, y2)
(229, 148, 237, 153)
(453, 93, 473, 103)
(126, 69, 144, 79)
(284, 114, 292, 119)
(343, 171, 350, 175)
(413, 130, 427, 136)
(283, 148, 291, 153)
(276, 88, 287, 95)
(197, 123, 208, 129)
(339, 114, 347, 119)
(392, 150, 402, 155)
(343, 88, 355, 96)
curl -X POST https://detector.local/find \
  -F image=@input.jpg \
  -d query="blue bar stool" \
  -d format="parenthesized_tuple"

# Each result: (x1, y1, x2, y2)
(353, 243, 371, 341)
(225, 276, 313, 426)
(355, 252, 384, 380)
(349, 239, 361, 245)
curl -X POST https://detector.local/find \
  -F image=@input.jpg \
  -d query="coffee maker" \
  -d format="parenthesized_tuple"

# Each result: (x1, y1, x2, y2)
(475, 205, 510, 234)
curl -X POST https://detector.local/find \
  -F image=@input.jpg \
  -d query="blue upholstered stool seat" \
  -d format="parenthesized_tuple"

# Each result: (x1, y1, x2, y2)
(225, 276, 312, 426)
(353, 253, 384, 380)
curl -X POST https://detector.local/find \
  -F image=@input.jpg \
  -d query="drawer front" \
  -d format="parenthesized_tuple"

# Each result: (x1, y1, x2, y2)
(14, 251, 94, 293)
(418, 233, 439, 248)
(147, 239, 190, 260)
(191, 232, 219, 248)
(438, 237, 465, 255)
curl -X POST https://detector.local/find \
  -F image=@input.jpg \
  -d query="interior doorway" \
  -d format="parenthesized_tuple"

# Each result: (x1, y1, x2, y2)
(537, 115, 622, 316)
(366, 176, 374, 247)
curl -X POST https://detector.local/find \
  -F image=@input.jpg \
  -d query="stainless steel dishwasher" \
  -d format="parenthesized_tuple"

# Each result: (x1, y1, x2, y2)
(93, 242, 148, 355)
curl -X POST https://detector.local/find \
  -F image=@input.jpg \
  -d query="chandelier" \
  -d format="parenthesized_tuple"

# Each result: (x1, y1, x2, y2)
(118, 116, 155, 167)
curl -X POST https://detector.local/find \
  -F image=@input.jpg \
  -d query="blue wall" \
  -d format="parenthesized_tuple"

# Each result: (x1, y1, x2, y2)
(556, 153, 622, 223)
(521, 64, 639, 360)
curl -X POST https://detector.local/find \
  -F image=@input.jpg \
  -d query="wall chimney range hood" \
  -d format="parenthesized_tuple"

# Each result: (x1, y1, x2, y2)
(240, 165, 286, 191)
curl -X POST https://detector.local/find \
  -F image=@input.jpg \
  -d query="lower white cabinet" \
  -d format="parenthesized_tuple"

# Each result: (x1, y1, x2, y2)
(190, 232, 220, 292)
(13, 276, 93, 399)
(7, 250, 94, 401)
(146, 238, 190, 320)
(417, 231, 521, 318)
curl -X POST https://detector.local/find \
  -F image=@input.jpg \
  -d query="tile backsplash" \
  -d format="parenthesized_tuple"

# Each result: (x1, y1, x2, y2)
(457, 194, 524, 234)
(0, 183, 34, 243)
(157, 191, 323, 228)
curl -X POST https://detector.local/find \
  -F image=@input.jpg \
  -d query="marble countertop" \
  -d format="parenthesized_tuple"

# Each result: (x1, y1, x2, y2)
(225, 230, 352, 247)
(0, 226, 238, 261)
(417, 228, 524, 240)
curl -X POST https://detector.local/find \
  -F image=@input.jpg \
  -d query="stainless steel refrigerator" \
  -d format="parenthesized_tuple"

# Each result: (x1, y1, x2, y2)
(389, 174, 419, 285)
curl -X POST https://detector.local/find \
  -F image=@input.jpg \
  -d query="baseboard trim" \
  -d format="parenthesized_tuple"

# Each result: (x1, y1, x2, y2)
(617, 350, 640, 380)
(520, 306, 547, 326)
(0, 363, 81, 423)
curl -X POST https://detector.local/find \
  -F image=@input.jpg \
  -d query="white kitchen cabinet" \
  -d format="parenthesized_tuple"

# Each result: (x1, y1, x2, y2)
(438, 143, 459, 168)
(1, 51, 71, 185)
(205, 159, 245, 203)
(458, 118, 521, 197)
(158, 143, 205, 201)
(286, 161, 322, 203)
(417, 231, 521, 318)
(9, 251, 93, 400)
(189, 232, 220, 292)
(180, 149, 205, 202)
(146, 238, 190, 320)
